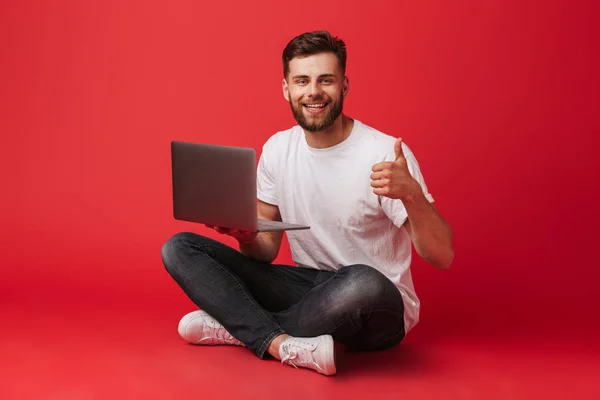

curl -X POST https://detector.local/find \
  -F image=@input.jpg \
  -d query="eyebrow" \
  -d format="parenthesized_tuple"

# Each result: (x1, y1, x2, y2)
(292, 73, 337, 80)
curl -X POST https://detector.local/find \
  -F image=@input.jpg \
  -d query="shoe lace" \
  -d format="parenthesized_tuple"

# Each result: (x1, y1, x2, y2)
(280, 338, 317, 369)
(205, 319, 238, 344)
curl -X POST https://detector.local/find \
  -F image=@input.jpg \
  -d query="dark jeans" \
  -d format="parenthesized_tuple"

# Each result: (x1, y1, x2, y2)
(161, 232, 406, 358)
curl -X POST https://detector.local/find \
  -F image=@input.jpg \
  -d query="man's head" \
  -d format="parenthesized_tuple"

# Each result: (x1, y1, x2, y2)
(282, 31, 349, 132)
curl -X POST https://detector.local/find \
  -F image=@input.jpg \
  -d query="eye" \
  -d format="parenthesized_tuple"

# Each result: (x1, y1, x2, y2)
(296, 79, 308, 85)
(321, 79, 332, 84)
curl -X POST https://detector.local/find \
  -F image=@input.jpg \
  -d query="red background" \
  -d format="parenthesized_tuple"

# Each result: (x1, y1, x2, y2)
(1, 0, 599, 398)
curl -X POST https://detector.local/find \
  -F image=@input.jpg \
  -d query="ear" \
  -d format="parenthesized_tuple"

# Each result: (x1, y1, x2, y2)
(342, 76, 349, 97)
(282, 78, 290, 102)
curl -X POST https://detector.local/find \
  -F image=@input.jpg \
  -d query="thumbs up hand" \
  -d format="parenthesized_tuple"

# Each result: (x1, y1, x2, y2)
(370, 138, 421, 201)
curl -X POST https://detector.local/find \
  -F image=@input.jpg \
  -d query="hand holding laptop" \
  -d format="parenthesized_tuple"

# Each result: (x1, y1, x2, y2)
(205, 224, 257, 244)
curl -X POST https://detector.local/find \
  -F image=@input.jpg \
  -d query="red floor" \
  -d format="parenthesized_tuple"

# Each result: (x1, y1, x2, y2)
(2, 252, 598, 399)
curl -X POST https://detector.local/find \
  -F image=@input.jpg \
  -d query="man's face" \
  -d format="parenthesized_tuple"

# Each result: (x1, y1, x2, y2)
(283, 52, 348, 132)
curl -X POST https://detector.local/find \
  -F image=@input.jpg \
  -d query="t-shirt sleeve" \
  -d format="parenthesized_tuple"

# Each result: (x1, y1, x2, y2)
(381, 143, 434, 228)
(256, 140, 278, 206)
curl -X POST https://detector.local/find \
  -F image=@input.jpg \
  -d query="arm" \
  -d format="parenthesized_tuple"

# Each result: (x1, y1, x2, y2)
(238, 200, 284, 263)
(371, 137, 454, 270)
(402, 194, 454, 270)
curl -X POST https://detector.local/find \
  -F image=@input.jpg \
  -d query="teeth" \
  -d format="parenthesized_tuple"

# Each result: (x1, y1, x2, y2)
(305, 104, 326, 108)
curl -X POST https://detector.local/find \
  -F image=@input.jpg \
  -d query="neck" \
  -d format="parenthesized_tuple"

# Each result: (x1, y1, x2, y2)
(303, 114, 354, 149)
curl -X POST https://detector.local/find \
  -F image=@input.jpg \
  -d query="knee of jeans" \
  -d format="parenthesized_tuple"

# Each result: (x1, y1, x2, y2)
(337, 264, 402, 310)
(161, 232, 196, 273)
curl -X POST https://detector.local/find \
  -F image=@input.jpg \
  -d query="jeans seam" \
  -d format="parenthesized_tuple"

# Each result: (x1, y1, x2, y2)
(257, 328, 286, 359)
(326, 312, 356, 334)
(369, 308, 406, 341)
(322, 306, 404, 341)
(384, 328, 405, 341)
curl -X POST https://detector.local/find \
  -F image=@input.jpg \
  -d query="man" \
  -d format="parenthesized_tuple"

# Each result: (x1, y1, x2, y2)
(161, 30, 454, 376)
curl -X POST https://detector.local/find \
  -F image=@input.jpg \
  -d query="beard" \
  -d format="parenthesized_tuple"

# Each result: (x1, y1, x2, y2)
(289, 93, 344, 133)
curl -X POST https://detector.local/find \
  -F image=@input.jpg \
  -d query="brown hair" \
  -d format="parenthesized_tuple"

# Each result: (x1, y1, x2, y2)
(282, 30, 347, 79)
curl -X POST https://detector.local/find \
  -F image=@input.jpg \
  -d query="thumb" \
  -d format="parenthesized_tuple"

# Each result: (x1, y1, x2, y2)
(394, 137, 405, 161)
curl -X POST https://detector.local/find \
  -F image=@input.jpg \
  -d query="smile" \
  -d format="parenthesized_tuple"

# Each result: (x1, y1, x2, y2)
(303, 102, 328, 114)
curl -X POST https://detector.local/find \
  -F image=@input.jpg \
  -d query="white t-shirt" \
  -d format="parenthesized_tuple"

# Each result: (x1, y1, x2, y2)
(256, 119, 434, 334)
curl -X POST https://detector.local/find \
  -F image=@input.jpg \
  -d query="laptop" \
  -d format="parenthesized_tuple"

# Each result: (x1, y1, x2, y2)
(170, 140, 310, 232)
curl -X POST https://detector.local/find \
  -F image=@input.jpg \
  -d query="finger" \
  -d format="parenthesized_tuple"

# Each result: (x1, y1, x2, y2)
(370, 171, 389, 180)
(231, 229, 252, 238)
(373, 187, 390, 196)
(231, 229, 251, 237)
(372, 161, 393, 172)
(232, 229, 251, 238)
(370, 179, 389, 188)
(394, 137, 406, 161)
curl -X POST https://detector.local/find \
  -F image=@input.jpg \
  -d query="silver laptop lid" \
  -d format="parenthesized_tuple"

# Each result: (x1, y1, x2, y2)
(171, 141, 258, 231)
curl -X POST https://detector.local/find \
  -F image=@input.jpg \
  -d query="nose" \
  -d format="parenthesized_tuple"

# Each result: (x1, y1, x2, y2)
(307, 81, 322, 97)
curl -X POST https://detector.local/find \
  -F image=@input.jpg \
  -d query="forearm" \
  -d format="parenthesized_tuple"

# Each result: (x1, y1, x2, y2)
(239, 233, 280, 263)
(403, 190, 454, 269)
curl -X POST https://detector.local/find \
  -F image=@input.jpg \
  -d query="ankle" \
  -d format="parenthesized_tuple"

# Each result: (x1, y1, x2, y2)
(267, 334, 289, 360)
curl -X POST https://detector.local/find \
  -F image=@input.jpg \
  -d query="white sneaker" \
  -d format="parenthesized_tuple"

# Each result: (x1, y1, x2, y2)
(178, 310, 244, 346)
(279, 335, 336, 376)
